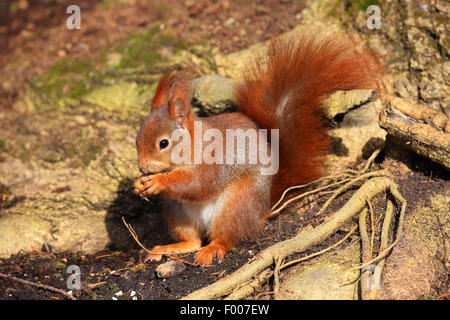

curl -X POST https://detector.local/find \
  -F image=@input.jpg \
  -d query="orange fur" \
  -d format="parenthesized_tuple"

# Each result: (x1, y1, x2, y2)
(235, 33, 385, 204)
(135, 31, 385, 266)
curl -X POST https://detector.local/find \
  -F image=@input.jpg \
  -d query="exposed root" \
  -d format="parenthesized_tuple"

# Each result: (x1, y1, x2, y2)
(368, 199, 394, 300)
(183, 175, 406, 300)
(359, 207, 371, 300)
(314, 170, 391, 216)
(278, 224, 358, 272)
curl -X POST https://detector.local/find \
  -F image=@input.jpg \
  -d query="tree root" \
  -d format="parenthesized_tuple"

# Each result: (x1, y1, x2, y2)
(379, 96, 450, 170)
(183, 175, 406, 300)
(359, 207, 371, 300)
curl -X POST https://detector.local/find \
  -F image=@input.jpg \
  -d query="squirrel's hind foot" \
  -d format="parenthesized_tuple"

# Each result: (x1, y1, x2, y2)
(144, 239, 202, 262)
(194, 241, 229, 266)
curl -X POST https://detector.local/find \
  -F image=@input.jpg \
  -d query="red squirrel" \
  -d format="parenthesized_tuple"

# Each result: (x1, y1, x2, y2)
(133, 32, 384, 266)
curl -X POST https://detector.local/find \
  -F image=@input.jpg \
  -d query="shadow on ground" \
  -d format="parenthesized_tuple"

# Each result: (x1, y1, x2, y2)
(105, 177, 172, 253)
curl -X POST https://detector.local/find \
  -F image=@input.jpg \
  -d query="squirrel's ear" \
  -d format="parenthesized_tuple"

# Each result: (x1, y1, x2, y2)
(170, 97, 191, 128)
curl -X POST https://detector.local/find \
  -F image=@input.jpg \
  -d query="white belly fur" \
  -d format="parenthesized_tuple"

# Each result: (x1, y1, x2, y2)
(165, 195, 225, 232)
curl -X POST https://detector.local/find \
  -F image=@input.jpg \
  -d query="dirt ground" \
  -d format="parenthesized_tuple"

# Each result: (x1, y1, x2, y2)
(0, 0, 305, 111)
(0, 152, 448, 300)
(0, 0, 449, 300)
(0, 0, 308, 300)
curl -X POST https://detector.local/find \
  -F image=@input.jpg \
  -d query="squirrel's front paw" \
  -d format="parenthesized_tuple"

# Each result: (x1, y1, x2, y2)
(133, 174, 166, 198)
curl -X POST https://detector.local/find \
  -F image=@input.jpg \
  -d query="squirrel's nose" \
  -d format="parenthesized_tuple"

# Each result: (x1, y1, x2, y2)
(138, 163, 150, 175)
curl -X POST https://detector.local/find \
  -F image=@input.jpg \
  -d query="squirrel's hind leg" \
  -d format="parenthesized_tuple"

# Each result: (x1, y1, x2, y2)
(145, 239, 202, 262)
(145, 204, 203, 262)
(195, 175, 270, 266)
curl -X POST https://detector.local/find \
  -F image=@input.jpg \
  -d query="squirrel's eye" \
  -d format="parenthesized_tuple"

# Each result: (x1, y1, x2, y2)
(159, 139, 169, 150)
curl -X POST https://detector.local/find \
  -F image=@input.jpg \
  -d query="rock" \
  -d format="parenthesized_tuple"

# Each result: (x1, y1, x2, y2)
(393, 74, 419, 102)
(0, 213, 52, 258)
(155, 260, 187, 278)
(81, 81, 154, 114)
(105, 53, 122, 68)
(356, 0, 449, 113)
(323, 89, 377, 123)
(327, 98, 387, 170)
(224, 18, 236, 27)
(376, 192, 450, 299)
(191, 75, 236, 115)
(407, 27, 436, 70)
(278, 241, 361, 300)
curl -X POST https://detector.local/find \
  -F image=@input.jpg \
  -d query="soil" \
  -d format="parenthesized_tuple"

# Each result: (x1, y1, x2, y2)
(0, 152, 448, 300)
(0, 0, 306, 300)
(0, 0, 306, 111)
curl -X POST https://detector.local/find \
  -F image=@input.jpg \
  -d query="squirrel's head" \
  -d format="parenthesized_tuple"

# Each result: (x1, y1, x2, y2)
(136, 70, 195, 175)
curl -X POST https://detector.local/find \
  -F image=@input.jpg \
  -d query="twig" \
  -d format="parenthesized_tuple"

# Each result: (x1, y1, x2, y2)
(351, 183, 406, 271)
(271, 171, 356, 211)
(279, 224, 358, 272)
(86, 281, 107, 290)
(315, 170, 391, 216)
(95, 252, 121, 259)
(361, 149, 381, 173)
(122, 217, 151, 253)
(121, 216, 200, 256)
(273, 256, 283, 299)
(368, 199, 394, 299)
(166, 254, 199, 267)
(271, 149, 382, 218)
(0, 272, 76, 300)
(367, 200, 375, 257)
(270, 178, 352, 217)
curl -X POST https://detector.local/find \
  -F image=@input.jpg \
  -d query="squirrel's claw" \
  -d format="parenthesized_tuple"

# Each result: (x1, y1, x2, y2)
(194, 242, 227, 266)
(133, 174, 165, 198)
(144, 252, 163, 263)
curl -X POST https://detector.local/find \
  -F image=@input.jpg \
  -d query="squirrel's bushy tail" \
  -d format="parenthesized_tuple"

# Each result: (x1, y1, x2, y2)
(235, 32, 385, 205)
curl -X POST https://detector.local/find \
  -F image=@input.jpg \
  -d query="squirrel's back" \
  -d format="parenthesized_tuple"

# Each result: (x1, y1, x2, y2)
(235, 32, 385, 204)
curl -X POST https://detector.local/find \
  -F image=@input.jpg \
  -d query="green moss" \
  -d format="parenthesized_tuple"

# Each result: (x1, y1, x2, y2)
(32, 57, 97, 100)
(31, 25, 188, 110)
(348, 0, 379, 13)
(331, 0, 380, 17)
(100, 0, 123, 9)
(53, 261, 67, 271)
(0, 184, 12, 195)
(9, 1, 19, 13)
(355, 0, 379, 11)
(115, 25, 187, 70)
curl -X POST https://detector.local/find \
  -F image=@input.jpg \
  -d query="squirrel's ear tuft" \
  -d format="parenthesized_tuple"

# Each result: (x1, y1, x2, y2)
(152, 72, 172, 110)
(170, 97, 191, 128)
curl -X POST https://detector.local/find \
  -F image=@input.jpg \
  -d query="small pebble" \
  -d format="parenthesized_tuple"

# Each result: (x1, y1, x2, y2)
(155, 260, 186, 278)
(224, 18, 235, 27)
